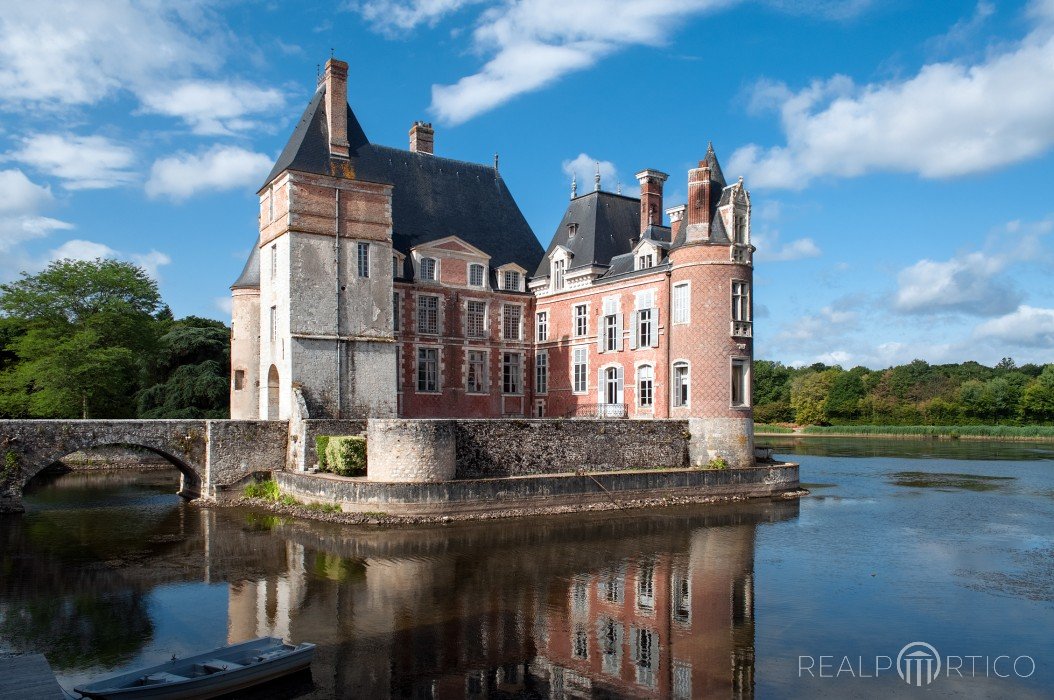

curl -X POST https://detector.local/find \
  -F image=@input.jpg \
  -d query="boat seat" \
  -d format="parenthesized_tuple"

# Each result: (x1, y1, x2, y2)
(202, 659, 244, 673)
(142, 672, 188, 685)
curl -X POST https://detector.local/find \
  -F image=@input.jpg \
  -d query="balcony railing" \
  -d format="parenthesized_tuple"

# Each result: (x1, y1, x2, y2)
(731, 320, 752, 338)
(565, 403, 628, 419)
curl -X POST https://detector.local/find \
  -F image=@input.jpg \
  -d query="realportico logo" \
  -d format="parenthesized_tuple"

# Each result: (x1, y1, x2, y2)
(799, 641, 1036, 686)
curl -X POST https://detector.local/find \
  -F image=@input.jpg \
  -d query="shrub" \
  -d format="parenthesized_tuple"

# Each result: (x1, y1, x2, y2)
(320, 435, 367, 477)
(243, 478, 280, 500)
(315, 435, 330, 470)
(705, 457, 729, 470)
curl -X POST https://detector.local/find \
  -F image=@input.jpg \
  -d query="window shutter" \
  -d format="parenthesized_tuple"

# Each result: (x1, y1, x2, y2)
(616, 365, 625, 403)
(651, 307, 660, 348)
(616, 313, 624, 351)
(596, 316, 605, 353)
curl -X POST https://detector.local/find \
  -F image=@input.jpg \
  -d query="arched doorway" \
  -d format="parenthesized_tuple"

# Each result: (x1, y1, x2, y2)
(267, 365, 280, 419)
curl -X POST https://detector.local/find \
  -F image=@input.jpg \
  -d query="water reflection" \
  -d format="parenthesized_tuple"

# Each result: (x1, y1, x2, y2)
(2, 470, 798, 698)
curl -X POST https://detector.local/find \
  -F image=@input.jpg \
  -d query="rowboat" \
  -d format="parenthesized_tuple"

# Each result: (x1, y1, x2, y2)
(73, 637, 315, 699)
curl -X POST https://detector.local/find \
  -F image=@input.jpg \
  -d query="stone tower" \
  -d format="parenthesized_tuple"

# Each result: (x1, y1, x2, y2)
(668, 144, 755, 467)
(252, 58, 397, 419)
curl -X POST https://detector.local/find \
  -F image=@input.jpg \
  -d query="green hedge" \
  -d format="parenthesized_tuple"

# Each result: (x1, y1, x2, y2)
(754, 423, 795, 433)
(316, 435, 367, 476)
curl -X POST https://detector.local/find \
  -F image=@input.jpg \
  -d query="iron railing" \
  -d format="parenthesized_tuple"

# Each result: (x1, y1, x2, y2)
(564, 403, 628, 419)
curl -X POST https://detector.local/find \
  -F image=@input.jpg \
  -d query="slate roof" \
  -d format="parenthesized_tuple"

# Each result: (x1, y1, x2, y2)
(533, 191, 643, 278)
(670, 144, 731, 248)
(231, 244, 260, 290)
(246, 82, 543, 287)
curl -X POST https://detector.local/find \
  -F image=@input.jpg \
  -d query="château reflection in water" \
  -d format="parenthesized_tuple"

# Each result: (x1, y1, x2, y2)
(3, 470, 797, 698)
(225, 501, 797, 699)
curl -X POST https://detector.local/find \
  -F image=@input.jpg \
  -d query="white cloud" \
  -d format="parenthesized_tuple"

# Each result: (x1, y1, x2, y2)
(561, 153, 618, 193)
(776, 305, 858, 342)
(754, 235, 821, 262)
(49, 239, 117, 261)
(975, 305, 1054, 347)
(214, 296, 234, 316)
(729, 5, 1054, 188)
(9, 134, 136, 190)
(0, 168, 54, 214)
(0, 170, 74, 278)
(137, 81, 285, 136)
(146, 145, 273, 201)
(131, 251, 173, 280)
(350, 0, 486, 34)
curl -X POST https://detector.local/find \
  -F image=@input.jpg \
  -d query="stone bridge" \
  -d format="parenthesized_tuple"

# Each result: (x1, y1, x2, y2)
(0, 420, 290, 513)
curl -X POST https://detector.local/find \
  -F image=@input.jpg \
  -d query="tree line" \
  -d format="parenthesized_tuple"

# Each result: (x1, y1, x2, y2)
(0, 259, 229, 419)
(754, 358, 1054, 426)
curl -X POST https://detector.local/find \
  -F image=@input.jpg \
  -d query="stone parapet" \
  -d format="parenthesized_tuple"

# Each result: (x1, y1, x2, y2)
(366, 419, 456, 482)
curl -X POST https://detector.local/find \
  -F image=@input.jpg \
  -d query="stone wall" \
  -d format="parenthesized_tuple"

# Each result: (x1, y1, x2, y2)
(367, 419, 456, 482)
(204, 420, 288, 496)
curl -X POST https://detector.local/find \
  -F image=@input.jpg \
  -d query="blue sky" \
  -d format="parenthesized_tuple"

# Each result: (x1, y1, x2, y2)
(1, 0, 1053, 368)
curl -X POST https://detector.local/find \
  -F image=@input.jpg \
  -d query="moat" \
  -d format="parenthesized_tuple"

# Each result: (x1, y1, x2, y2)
(2, 438, 1052, 698)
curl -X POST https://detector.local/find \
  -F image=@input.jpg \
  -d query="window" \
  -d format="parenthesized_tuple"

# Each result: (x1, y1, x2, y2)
(392, 292, 400, 332)
(573, 346, 588, 393)
(393, 255, 401, 278)
(637, 365, 653, 407)
(267, 187, 274, 222)
(637, 561, 655, 610)
(395, 347, 401, 391)
(673, 283, 690, 324)
(503, 270, 521, 291)
(468, 263, 485, 287)
(602, 572, 623, 604)
(270, 244, 277, 279)
(502, 304, 521, 341)
(419, 256, 437, 281)
(673, 362, 689, 407)
(637, 253, 654, 270)
(601, 619, 622, 676)
(234, 370, 245, 390)
(734, 212, 747, 244)
(269, 305, 277, 342)
(674, 575, 691, 622)
(603, 366, 622, 406)
(567, 223, 578, 238)
(604, 313, 618, 352)
(503, 352, 522, 394)
(466, 300, 487, 338)
(357, 242, 369, 278)
(417, 295, 439, 334)
(673, 663, 692, 700)
(732, 359, 750, 407)
(536, 351, 548, 394)
(573, 304, 588, 337)
(637, 308, 653, 347)
(467, 350, 487, 393)
(732, 281, 751, 321)
(553, 259, 566, 290)
(536, 311, 548, 342)
(417, 348, 439, 392)
(635, 628, 656, 687)
(572, 625, 588, 660)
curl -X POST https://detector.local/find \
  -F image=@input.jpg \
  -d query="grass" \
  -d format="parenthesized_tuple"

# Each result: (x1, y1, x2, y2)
(799, 424, 1054, 438)
(243, 478, 280, 500)
(754, 423, 795, 433)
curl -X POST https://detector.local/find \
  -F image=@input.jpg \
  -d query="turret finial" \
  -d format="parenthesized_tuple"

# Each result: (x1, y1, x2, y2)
(594, 162, 601, 191)
(571, 174, 577, 199)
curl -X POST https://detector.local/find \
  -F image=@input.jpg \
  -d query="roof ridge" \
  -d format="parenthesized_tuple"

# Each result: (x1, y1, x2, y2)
(368, 144, 501, 175)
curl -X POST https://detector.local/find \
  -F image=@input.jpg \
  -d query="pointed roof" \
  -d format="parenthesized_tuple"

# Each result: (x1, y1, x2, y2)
(534, 190, 642, 278)
(251, 81, 543, 285)
(704, 141, 726, 187)
(231, 244, 260, 290)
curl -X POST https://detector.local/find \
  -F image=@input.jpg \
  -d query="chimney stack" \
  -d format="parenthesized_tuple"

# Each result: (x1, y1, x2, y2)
(409, 121, 434, 155)
(666, 204, 686, 224)
(685, 158, 712, 243)
(635, 169, 668, 234)
(324, 58, 350, 159)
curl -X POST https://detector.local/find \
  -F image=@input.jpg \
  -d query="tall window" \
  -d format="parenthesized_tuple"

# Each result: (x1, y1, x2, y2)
(392, 292, 400, 332)
(732, 281, 751, 321)
(673, 283, 690, 324)
(604, 367, 621, 406)
(467, 350, 486, 393)
(267, 188, 274, 222)
(269, 305, 277, 341)
(469, 263, 485, 287)
(573, 346, 588, 393)
(393, 255, 401, 278)
(673, 362, 689, 407)
(553, 259, 566, 290)
(734, 213, 747, 244)
(637, 365, 654, 407)
(604, 314, 618, 352)
(536, 311, 548, 342)
(638, 308, 653, 347)
(270, 244, 277, 280)
(535, 351, 548, 394)
(573, 304, 588, 337)
(502, 352, 522, 394)
(417, 348, 438, 392)
(503, 270, 521, 291)
(466, 300, 487, 338)
(637, 253, 654, 270)
(637, 561, 655, 610)
(731, 359, 750, 407)
(419, 257, 437, 281)
(357, 242, 369, 278)
(234, 370, 245, 390)
(502, 304, 521, 341)
(417, 295, 439, 334)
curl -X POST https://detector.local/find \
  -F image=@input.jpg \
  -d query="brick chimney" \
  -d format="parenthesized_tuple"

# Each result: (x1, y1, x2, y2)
(685, 159, 712, 243)
(635, 169, 668, 235)
(324, 58, 350, 159)
(409, 121, 434, 155)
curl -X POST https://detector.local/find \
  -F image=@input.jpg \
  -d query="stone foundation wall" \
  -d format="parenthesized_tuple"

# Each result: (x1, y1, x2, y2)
(367, 419, 456, 482)
(453, 419, 691, 478)
(204, 420, 288, 495)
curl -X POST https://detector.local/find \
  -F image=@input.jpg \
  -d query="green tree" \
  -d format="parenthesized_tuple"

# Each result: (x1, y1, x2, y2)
(1019, 366, 1054, 423)
(0, 259, 162, 418)
(825, 369, 865, 421)
(791, 371, 835, 425)
(137, 317, 230, 418)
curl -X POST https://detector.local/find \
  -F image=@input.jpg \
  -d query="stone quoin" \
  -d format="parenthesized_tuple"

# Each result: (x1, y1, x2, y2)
(230, 56, 758, 469)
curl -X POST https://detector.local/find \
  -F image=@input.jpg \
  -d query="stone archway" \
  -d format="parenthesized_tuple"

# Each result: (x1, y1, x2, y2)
(267, 365, 280, 419)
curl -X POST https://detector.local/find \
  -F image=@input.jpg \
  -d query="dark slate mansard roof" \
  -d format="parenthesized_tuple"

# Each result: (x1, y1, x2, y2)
(230, 242, 260, 289)
(232, 83, 543, 289)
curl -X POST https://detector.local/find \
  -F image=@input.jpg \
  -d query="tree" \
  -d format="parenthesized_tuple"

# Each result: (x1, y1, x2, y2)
(791, 371, 835, 425)
(0, 259, 162, 418)
(825, 369, 865, 421)
(137, 317, 230, 418)
(1020, 366, 1054, 423)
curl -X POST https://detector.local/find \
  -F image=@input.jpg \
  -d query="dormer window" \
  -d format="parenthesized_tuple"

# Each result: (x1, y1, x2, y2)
(469, 263, 485, 288)
(552, 259, 566, 291)
(503, 270, 521, 292)
(420, 257, 437, 281)
(567, 223, 578, 239)
(637, 254, 654, 270)
(392, 255, 401, 278)
(734, 213, 748, 245)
